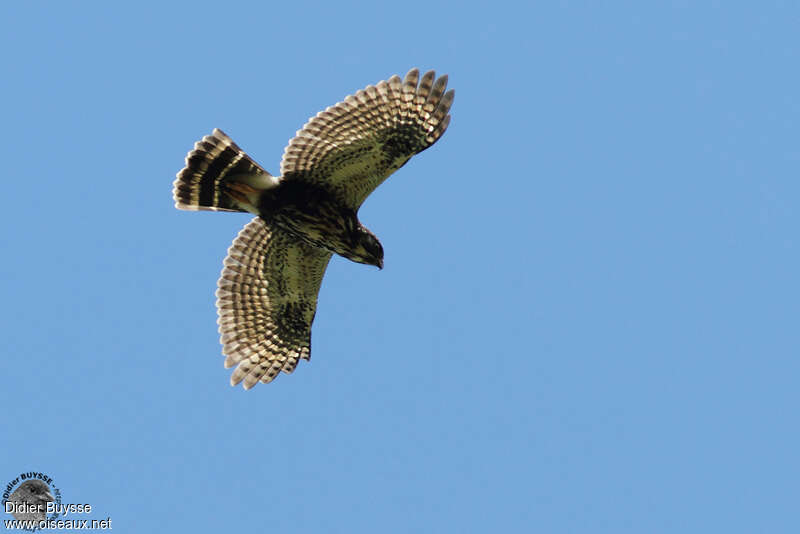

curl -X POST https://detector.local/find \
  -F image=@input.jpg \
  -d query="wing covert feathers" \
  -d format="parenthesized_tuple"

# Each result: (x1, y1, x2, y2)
(216, 218, 332, 389)
(280, 68, 454, 209)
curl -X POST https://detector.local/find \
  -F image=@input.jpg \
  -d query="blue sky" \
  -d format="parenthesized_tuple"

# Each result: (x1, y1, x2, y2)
(1, 1, 798, 532)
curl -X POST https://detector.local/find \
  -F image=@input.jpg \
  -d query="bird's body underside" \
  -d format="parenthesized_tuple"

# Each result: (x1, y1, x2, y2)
(173, 68, 454, 389)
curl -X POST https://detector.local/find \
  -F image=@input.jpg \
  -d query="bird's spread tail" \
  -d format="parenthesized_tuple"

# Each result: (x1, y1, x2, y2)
(173, 129, 279, 213)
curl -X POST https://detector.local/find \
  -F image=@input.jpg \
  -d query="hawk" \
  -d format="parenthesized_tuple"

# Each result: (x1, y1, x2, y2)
(173, 68, 454, 389)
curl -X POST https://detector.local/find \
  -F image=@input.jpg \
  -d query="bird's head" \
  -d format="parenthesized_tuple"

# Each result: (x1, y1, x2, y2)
(8, 480, 55, 521)
(17, 480, 55, 504)
(347, 226, 384, 269)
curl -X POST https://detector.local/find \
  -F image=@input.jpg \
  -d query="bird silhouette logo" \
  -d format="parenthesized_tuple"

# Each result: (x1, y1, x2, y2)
(3, 473, 61, 527)
(7, 480, 54, 521)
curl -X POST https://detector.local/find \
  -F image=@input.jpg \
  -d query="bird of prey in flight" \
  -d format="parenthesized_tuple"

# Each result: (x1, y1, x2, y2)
(173, 68, 454, 389)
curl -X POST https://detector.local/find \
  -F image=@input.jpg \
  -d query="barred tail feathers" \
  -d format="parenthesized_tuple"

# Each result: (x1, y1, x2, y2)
(173, 129, 279, 213)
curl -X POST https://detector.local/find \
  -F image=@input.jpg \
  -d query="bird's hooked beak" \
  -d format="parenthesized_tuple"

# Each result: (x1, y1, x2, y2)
(43, 489, 55, 501)
(377, 258, 384, 270)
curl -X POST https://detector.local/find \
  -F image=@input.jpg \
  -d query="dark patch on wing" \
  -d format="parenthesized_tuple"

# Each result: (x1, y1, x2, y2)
(276, 302, 312, 344)
(380, 122, 425, 162)
(217, 218, 332, 388)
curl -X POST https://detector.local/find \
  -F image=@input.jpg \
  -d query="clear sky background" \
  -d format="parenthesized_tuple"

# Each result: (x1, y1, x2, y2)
(1, 1, 798, 532)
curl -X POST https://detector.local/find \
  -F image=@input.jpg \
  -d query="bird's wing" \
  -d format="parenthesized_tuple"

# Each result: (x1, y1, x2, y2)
(279, 68, 454, 210)
(217, 218, 332, 389)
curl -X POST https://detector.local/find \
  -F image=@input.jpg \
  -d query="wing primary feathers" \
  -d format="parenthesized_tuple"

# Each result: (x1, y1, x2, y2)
(426, 75, 448, 110)
(279, 68, 455, 209)
(415, 71, 436, 107)
(216, 218, 331, 389)
(403, 68, 420, 94)
(432, 89, 455, 124)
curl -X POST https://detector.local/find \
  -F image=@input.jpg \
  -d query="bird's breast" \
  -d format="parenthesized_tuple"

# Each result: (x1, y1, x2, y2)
(261, 186, 357, 257)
